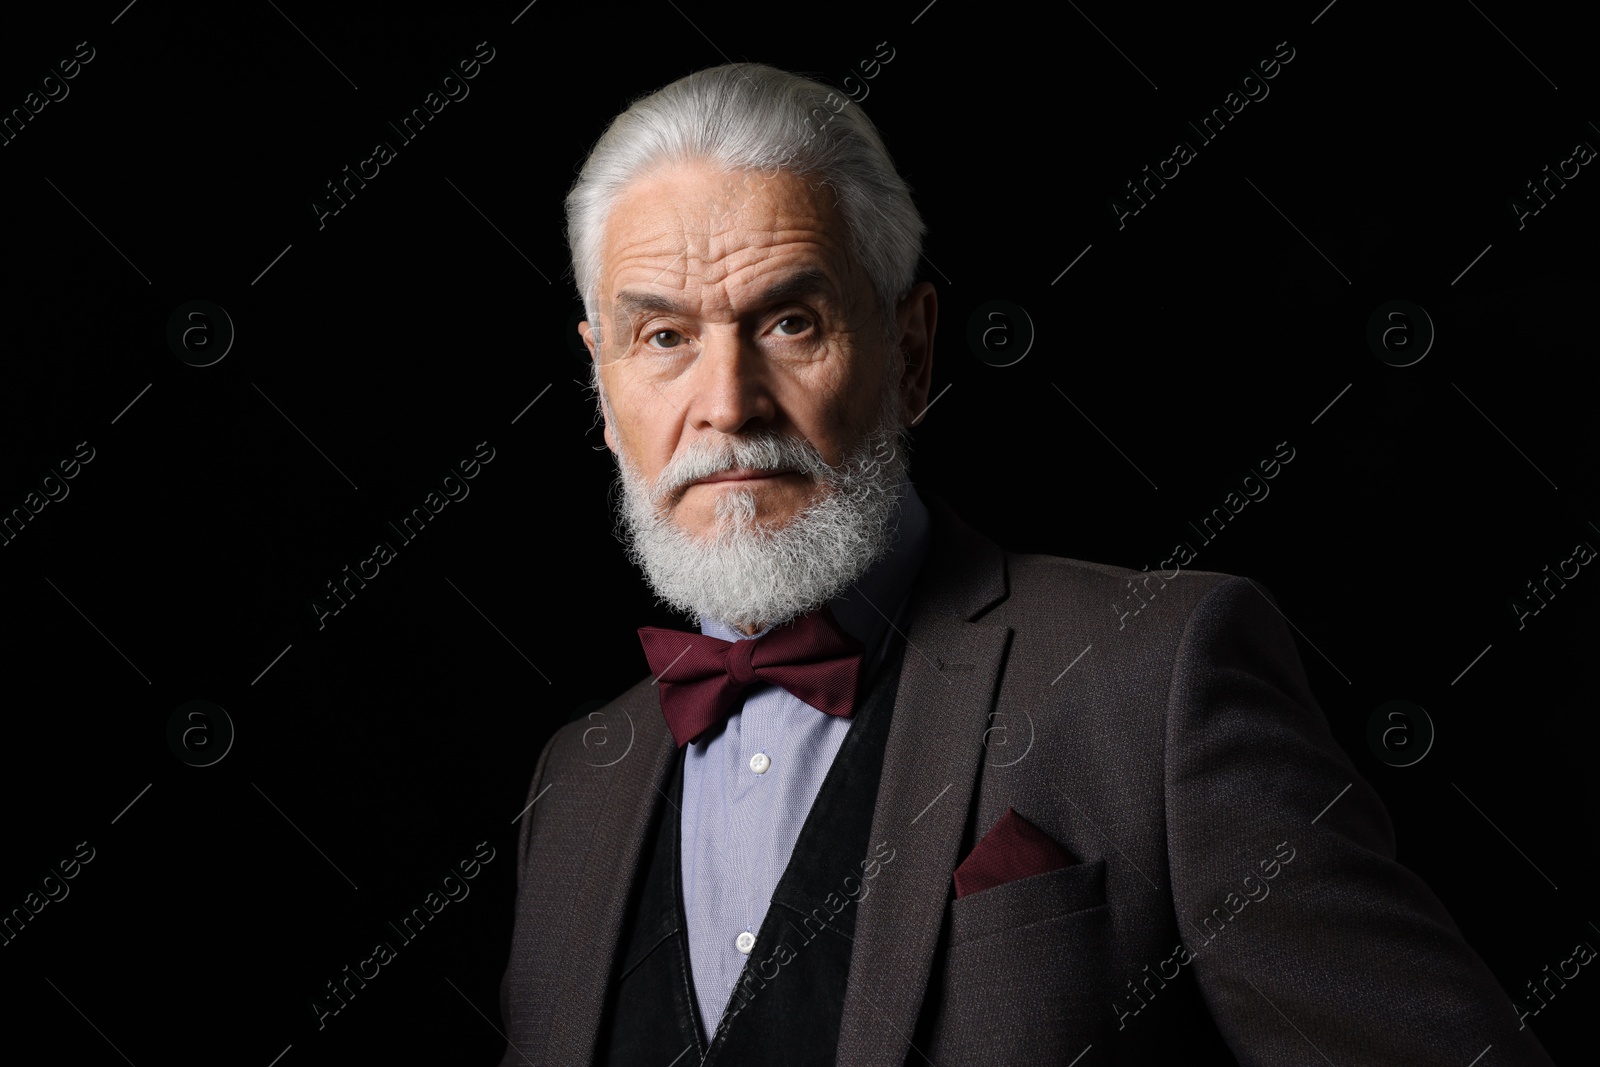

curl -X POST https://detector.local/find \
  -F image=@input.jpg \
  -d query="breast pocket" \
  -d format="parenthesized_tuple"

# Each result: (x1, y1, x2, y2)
(931, 860, 1110, 1064)
(949, 857, 1107, 948)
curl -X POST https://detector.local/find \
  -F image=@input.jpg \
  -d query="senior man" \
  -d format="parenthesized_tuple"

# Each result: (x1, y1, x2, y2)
(496, 63, 1551, 1066)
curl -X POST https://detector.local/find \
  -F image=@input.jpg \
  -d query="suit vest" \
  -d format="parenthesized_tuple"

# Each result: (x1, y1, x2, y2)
(594, 629, 908, 1066)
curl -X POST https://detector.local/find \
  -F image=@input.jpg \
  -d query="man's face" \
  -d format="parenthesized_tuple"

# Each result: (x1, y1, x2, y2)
(581, 161, 931, 543)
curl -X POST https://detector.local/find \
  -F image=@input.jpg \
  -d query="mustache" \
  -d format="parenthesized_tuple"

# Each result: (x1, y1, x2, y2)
(651, 431, 834, 503)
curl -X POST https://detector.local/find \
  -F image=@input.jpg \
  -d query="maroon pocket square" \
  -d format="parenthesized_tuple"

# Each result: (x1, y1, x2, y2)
(953, 808, 1077, 899)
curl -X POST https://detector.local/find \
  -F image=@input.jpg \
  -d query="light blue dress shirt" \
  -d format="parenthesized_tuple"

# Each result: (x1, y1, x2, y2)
(680, 480, 931, 1040)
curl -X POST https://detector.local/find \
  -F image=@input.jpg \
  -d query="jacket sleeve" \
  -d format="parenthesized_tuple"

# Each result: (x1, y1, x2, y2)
(1162, 575, 1553, 1065)
(497, 727, 560, 1067)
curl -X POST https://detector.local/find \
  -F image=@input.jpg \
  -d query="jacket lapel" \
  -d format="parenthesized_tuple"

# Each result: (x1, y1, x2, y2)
(542, 681, 679, 1065)
(837, 492, 1012, 1064)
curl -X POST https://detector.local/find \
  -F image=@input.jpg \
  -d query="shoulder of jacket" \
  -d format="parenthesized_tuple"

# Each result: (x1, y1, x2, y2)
(539, 674, 661, 763)
(1005, 550, 1240, 597)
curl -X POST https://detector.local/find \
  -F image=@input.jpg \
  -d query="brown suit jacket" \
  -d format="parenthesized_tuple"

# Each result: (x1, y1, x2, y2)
(496, 490, 1553, 1065)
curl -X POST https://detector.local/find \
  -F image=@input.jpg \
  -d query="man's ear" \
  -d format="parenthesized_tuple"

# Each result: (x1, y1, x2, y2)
(895, 282, 937, 425)
(578, 320, 618, 454)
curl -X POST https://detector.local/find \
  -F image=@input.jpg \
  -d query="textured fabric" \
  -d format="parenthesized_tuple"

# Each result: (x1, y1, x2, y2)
(496, 487, 1557, 1067)
(638, 603, 866, 747)
(594, 630, 908, 1067)
(951, 807, 1075, 899)
(591, 755, 700, 1067)
(680, 481, 930, 1041)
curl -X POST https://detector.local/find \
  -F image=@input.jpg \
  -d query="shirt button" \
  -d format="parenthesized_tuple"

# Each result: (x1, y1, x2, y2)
(735, 931, 757, 954)
(749, 752, 771, 774)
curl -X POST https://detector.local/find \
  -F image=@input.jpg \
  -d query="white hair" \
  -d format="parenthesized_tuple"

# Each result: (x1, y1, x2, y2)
(565, 62, 927, 333)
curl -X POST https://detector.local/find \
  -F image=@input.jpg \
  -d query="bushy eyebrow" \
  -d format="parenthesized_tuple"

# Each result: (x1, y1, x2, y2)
(613, 267, 838, 325)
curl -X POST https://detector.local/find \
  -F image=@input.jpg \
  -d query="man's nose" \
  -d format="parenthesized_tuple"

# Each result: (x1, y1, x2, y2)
(688, 327, 777, 436)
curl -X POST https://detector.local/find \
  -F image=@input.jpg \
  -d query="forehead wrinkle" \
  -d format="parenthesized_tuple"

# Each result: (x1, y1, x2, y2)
(601, 164, 861, 322)
(616, 251, 847, 330)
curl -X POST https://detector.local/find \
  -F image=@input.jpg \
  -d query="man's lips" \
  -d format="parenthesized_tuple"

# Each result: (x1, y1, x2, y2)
(690, 467, 797, 486)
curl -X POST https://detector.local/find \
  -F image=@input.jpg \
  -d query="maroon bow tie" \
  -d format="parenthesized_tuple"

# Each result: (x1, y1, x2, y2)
(638, 605, 866, 747)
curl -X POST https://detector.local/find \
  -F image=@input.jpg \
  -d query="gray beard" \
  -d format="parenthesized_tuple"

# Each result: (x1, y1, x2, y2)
(607, 381, 910, 633)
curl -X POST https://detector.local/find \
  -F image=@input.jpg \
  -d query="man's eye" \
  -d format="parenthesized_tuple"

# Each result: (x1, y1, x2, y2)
(773, 315, 811, 336)
(647, 329, 686, 349)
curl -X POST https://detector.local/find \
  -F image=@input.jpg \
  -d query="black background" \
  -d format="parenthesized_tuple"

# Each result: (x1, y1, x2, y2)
(0, 1, 1595, 1063)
